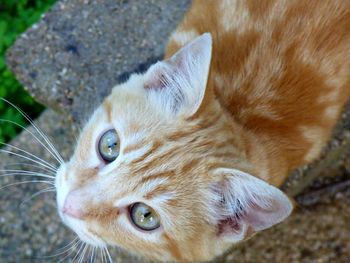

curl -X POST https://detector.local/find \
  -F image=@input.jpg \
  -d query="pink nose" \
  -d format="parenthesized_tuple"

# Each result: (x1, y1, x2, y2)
(62, 190, 85, 219)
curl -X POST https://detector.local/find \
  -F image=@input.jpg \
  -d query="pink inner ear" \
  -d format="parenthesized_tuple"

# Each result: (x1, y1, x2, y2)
(217, 196, 285, 237)
(217, 198, 245, 236)
(213, 168, 293, 241)
(243, 198, 284, 231)
(217, 217, 241, 236)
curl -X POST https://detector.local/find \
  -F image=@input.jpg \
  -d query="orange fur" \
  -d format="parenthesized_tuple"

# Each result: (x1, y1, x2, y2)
(56, 1, 350, 262)
(166, 0, 350, 185)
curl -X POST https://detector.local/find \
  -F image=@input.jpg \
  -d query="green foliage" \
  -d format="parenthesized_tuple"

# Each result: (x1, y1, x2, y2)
(0, 0, 56, 143)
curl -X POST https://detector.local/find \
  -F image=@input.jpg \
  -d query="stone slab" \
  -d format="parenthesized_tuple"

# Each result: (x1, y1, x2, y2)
(6, 0, 191, 124)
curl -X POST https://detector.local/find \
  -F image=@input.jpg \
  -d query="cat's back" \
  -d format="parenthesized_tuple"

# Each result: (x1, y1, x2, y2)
(166, 0, 350, 170)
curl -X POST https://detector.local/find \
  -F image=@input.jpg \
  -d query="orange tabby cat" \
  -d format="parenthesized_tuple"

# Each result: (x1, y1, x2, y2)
(55, 0, 350, 262)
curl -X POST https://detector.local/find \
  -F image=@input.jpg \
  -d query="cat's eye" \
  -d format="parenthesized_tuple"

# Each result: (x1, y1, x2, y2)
(130, 203, 160, 231)
(98, 129, 120, 162)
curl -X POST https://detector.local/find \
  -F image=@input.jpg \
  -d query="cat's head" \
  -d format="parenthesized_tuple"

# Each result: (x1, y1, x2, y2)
(55, 33, 292, 262)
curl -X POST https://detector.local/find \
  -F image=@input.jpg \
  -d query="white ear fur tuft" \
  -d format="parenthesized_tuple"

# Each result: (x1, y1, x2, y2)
(144, 33, 212, 118)
(211, 168, 293, 243)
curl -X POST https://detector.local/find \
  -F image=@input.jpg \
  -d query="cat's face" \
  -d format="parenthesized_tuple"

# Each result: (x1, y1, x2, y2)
(55, 34, 292, 262)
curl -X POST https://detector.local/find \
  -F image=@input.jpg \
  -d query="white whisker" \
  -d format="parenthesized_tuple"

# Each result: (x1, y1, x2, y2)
(0, 98, 64, 164)
(40, 237, 79, 259)
(0, 118, 63, 165)
(105, 247, 114, 263)
(87, 246, 93, 263)
(19, 187, 55, 207)
(56, 237, 80, 253)
(101, 248, 106, 263)
(78, 243, 89, 263)
(0, 149, 57, 173)
(69, 241, 85, 263)
(0, 180, 54, 191)
(5, 162, 56, 175)
(0, 170, 55, 179)
(91, 247, 96, 263)
(0, 142, 57, 171)
(88, 247, 93, 263)
(103, 248, 108, 263)
(57, 239, 82, 262)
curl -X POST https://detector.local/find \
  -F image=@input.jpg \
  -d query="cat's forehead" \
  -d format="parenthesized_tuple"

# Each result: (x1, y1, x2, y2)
(75, 93, 153, 159)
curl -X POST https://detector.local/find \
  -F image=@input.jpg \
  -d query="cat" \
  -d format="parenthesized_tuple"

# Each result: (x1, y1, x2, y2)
(55, 0, 350, 262)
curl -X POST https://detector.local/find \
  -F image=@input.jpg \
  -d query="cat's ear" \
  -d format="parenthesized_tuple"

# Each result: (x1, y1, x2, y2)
(144, 33, 212, 118)
(210, 168, 293, 243)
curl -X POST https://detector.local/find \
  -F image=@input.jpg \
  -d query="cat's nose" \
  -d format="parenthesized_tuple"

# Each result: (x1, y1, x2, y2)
(62, 190, 85, 219)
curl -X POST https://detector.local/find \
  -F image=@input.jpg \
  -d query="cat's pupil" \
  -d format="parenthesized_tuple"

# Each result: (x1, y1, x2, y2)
(108, 142, 117, 150)
(98, 129, 120, 162)
(144, 212, 151, 218)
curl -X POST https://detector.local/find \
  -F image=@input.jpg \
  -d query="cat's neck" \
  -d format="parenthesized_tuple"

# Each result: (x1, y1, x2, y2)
(190, 79, 291, 186)
(210, 94, 290, 186)
(242, 129, 289, 186)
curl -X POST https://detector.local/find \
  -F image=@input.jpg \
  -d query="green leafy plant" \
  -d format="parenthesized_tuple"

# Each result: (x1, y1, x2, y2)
(0, 0, 56, 143)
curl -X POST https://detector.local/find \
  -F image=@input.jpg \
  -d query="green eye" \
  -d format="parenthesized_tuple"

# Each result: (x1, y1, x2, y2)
(98, 129, 120, 162)
(130, 203, 161, 231)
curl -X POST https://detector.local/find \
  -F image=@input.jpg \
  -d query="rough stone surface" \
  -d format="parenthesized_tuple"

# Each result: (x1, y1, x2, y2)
(6, 0, 191, 124)
(2, 0, 350, 262)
